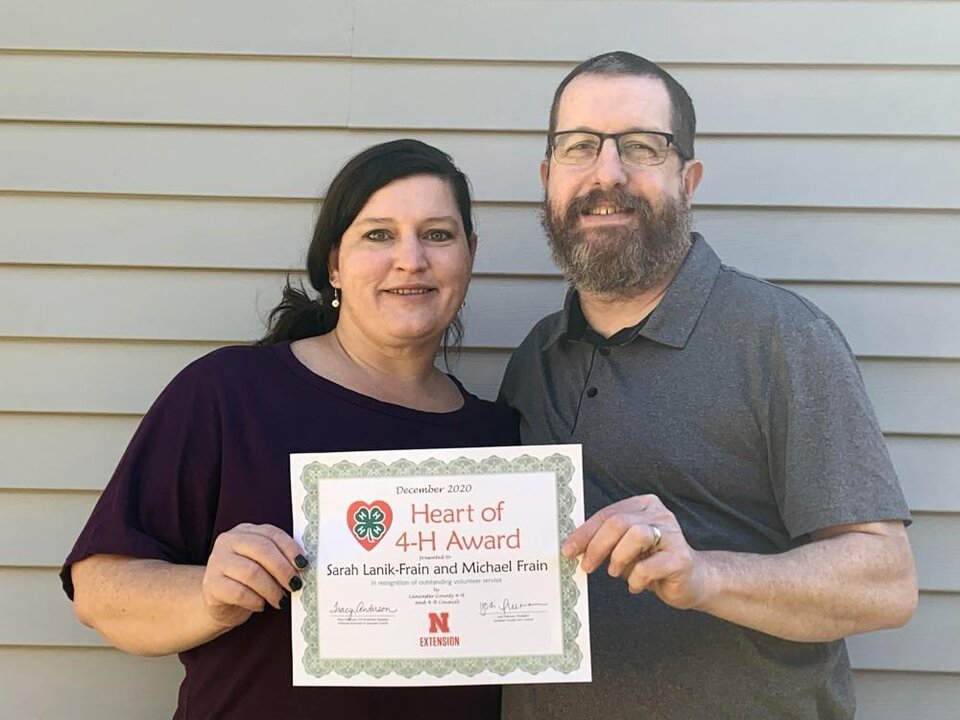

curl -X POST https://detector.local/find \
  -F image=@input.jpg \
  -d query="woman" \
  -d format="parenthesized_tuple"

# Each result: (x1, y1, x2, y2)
(62, 140, 519, 719)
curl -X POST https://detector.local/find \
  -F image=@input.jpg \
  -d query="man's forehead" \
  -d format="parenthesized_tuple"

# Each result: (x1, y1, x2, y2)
(555, 74, 672, 133)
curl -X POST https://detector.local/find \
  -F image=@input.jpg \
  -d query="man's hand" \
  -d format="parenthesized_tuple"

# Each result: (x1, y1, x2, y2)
(562, 494, 711, 610)
(564, 498, 917, 641)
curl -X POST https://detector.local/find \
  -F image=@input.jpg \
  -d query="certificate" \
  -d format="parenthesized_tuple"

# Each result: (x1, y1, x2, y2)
(290, 444, 591, 686)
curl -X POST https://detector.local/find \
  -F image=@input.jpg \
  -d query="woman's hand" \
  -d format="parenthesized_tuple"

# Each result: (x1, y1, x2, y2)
(202, 523, 308, 629)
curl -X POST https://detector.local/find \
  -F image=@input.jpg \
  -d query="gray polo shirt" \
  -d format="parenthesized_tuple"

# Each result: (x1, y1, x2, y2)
(498, 234, 909, 720)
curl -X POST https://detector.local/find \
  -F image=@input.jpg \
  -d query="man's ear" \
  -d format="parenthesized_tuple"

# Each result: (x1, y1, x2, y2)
(681, 159, 704, 208)
(540, 159, 550, 190)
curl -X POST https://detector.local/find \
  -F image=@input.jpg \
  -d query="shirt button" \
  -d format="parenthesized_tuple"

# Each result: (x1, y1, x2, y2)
(599, 347, 611, 357)
(586, 387, 598, 398)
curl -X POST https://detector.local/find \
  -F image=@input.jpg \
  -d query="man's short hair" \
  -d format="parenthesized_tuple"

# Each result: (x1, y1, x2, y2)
(547, 51, 696, 160)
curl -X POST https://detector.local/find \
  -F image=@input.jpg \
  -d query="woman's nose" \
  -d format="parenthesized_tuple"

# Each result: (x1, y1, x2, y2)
(393, 232, 428, 271)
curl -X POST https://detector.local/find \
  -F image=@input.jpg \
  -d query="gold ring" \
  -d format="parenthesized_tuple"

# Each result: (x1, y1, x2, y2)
(650, 524, 662, 548)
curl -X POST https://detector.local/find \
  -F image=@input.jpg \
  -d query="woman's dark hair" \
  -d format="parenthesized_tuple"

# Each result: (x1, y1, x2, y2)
(258, 139, 474, 354)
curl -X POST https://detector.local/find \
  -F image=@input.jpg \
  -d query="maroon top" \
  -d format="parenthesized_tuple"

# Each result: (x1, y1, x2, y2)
(62, 342, 519, 720)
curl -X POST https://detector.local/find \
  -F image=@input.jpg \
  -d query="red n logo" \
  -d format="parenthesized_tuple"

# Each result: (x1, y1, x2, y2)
(428, 612, 450, 633)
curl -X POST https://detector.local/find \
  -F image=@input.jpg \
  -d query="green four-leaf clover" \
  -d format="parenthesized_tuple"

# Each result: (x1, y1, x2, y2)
(353, 506, 386, 540)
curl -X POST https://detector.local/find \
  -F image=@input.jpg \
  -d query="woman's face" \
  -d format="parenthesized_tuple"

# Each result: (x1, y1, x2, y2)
(329, 174, 475, 350)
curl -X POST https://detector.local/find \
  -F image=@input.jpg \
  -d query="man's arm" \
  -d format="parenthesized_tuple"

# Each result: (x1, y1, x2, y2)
(564, 496, 918, 642)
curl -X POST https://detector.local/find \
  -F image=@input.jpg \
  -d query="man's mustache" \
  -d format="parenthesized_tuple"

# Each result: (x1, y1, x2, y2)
(564, 188, 654, 219)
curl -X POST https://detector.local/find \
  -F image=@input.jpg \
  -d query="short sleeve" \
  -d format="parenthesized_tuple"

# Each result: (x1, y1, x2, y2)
(767, 318, 910, 538)
(60, 356, 222, 599)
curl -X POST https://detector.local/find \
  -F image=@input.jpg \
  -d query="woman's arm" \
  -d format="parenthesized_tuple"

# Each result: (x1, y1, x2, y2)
(71, 524, 306, 656)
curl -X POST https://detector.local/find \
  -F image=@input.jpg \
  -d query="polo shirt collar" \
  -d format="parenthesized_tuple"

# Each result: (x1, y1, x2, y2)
(542, 233, 721, 350)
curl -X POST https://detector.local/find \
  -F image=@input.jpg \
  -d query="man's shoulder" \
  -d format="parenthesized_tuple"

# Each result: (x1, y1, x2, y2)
(712, 263, 832, 332)
(512, 308, 567, 357)
(499, 309, 565, 399)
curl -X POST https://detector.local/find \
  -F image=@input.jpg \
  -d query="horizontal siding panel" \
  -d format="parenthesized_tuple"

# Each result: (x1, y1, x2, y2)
(886, 436, 960, 513)
(786, 285, 960, 362)
(2, 124, 959, 209)
(0, 53, 352, 126)
(698, 209, 960, 285)
(854, 670, 960, 720)
(351, 62, 960, 137)
(857, 359, 960, 435)
(0, 124, 539, 204)
(2, 567, 108, 646)
(10, 54, 953, 137)
(907, 515, 960, 593)
(0, 266, 285, 343)
(848, 592, 960, 673)
(2, 268, 959, 359)
(0, 491, 99, 568)
(0, 340, 221, 415)
(699, 137, 960, 211)
(9, 561, 958, 668)
(353, 1, 960, 66)
(0, 0, 354, 55)
(0, 414, 141, 491)
(7, 413, 956, 508)
(3, 2, 957, 66)
(0, 194, 314, 271)
(7, 488, 956, 586)
(3, 196, 958, 285)
(0, 647, 180, 720)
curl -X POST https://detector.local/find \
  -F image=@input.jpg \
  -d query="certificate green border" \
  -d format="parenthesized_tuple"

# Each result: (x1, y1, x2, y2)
(299, 453, 583, 679)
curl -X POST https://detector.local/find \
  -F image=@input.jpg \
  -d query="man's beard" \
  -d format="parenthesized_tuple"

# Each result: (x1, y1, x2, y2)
(541, 187, 693, 296)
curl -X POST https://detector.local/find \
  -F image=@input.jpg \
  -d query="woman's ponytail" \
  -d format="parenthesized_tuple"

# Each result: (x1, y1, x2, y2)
(257, 278, 337, 345)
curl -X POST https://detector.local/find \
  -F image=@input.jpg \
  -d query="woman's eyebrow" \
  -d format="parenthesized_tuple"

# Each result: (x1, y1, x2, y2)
(353, 217, 396, 225)
(355, 215, 459, 225)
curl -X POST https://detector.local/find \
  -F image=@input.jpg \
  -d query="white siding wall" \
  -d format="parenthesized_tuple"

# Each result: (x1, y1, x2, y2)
(1, 1, 957, 717)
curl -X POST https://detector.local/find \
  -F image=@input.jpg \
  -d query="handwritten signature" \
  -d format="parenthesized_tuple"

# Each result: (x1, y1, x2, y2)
(330, 600, 398, 616)
(479, 598, 549, 616)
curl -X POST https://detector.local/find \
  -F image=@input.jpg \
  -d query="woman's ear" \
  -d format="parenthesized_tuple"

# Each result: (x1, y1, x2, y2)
(468, 232, 478, 264)
(327, 247, 341, 288)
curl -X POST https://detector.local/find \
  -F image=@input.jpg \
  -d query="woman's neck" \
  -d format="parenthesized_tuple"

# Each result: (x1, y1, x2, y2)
(330, 325, 439, 384)
(291, 328, 463, 413)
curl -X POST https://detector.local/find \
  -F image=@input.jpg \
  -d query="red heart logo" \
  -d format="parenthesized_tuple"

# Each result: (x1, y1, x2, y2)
(346, 500, 393, 551)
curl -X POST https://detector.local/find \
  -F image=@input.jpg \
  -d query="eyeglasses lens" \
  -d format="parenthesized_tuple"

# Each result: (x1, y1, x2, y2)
(553, 132, 670, 166)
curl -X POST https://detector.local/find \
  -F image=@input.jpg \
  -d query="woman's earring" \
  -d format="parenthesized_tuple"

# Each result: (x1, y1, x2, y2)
(331, 288, 340, 309)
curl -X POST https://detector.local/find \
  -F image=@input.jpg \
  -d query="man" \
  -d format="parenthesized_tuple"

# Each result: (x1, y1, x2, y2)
(498, 51, 917, 719)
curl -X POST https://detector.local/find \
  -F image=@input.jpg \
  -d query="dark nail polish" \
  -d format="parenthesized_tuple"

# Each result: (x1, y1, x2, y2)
(289, 575, 303, 592)
(295, 554, 309, 569)
(279, 593, 290, 611)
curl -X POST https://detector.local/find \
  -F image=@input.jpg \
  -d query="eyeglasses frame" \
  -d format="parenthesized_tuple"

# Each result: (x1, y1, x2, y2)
(547, 129, 689, 166)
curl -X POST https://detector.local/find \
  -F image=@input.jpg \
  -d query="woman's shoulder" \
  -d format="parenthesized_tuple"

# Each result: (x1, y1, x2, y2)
(158, 343, 289, 401)
(183, 342, 285, 376)
(450, 376, 521, 441)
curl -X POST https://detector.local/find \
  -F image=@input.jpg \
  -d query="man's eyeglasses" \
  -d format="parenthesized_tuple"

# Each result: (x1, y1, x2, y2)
(548, 130, 685, 167)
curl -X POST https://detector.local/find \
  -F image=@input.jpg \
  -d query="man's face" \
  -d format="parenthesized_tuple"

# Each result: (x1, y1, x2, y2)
(541, 74, 703, 295)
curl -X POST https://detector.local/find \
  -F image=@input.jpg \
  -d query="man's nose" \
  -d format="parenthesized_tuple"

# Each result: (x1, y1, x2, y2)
(592, 137, 628, 190)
